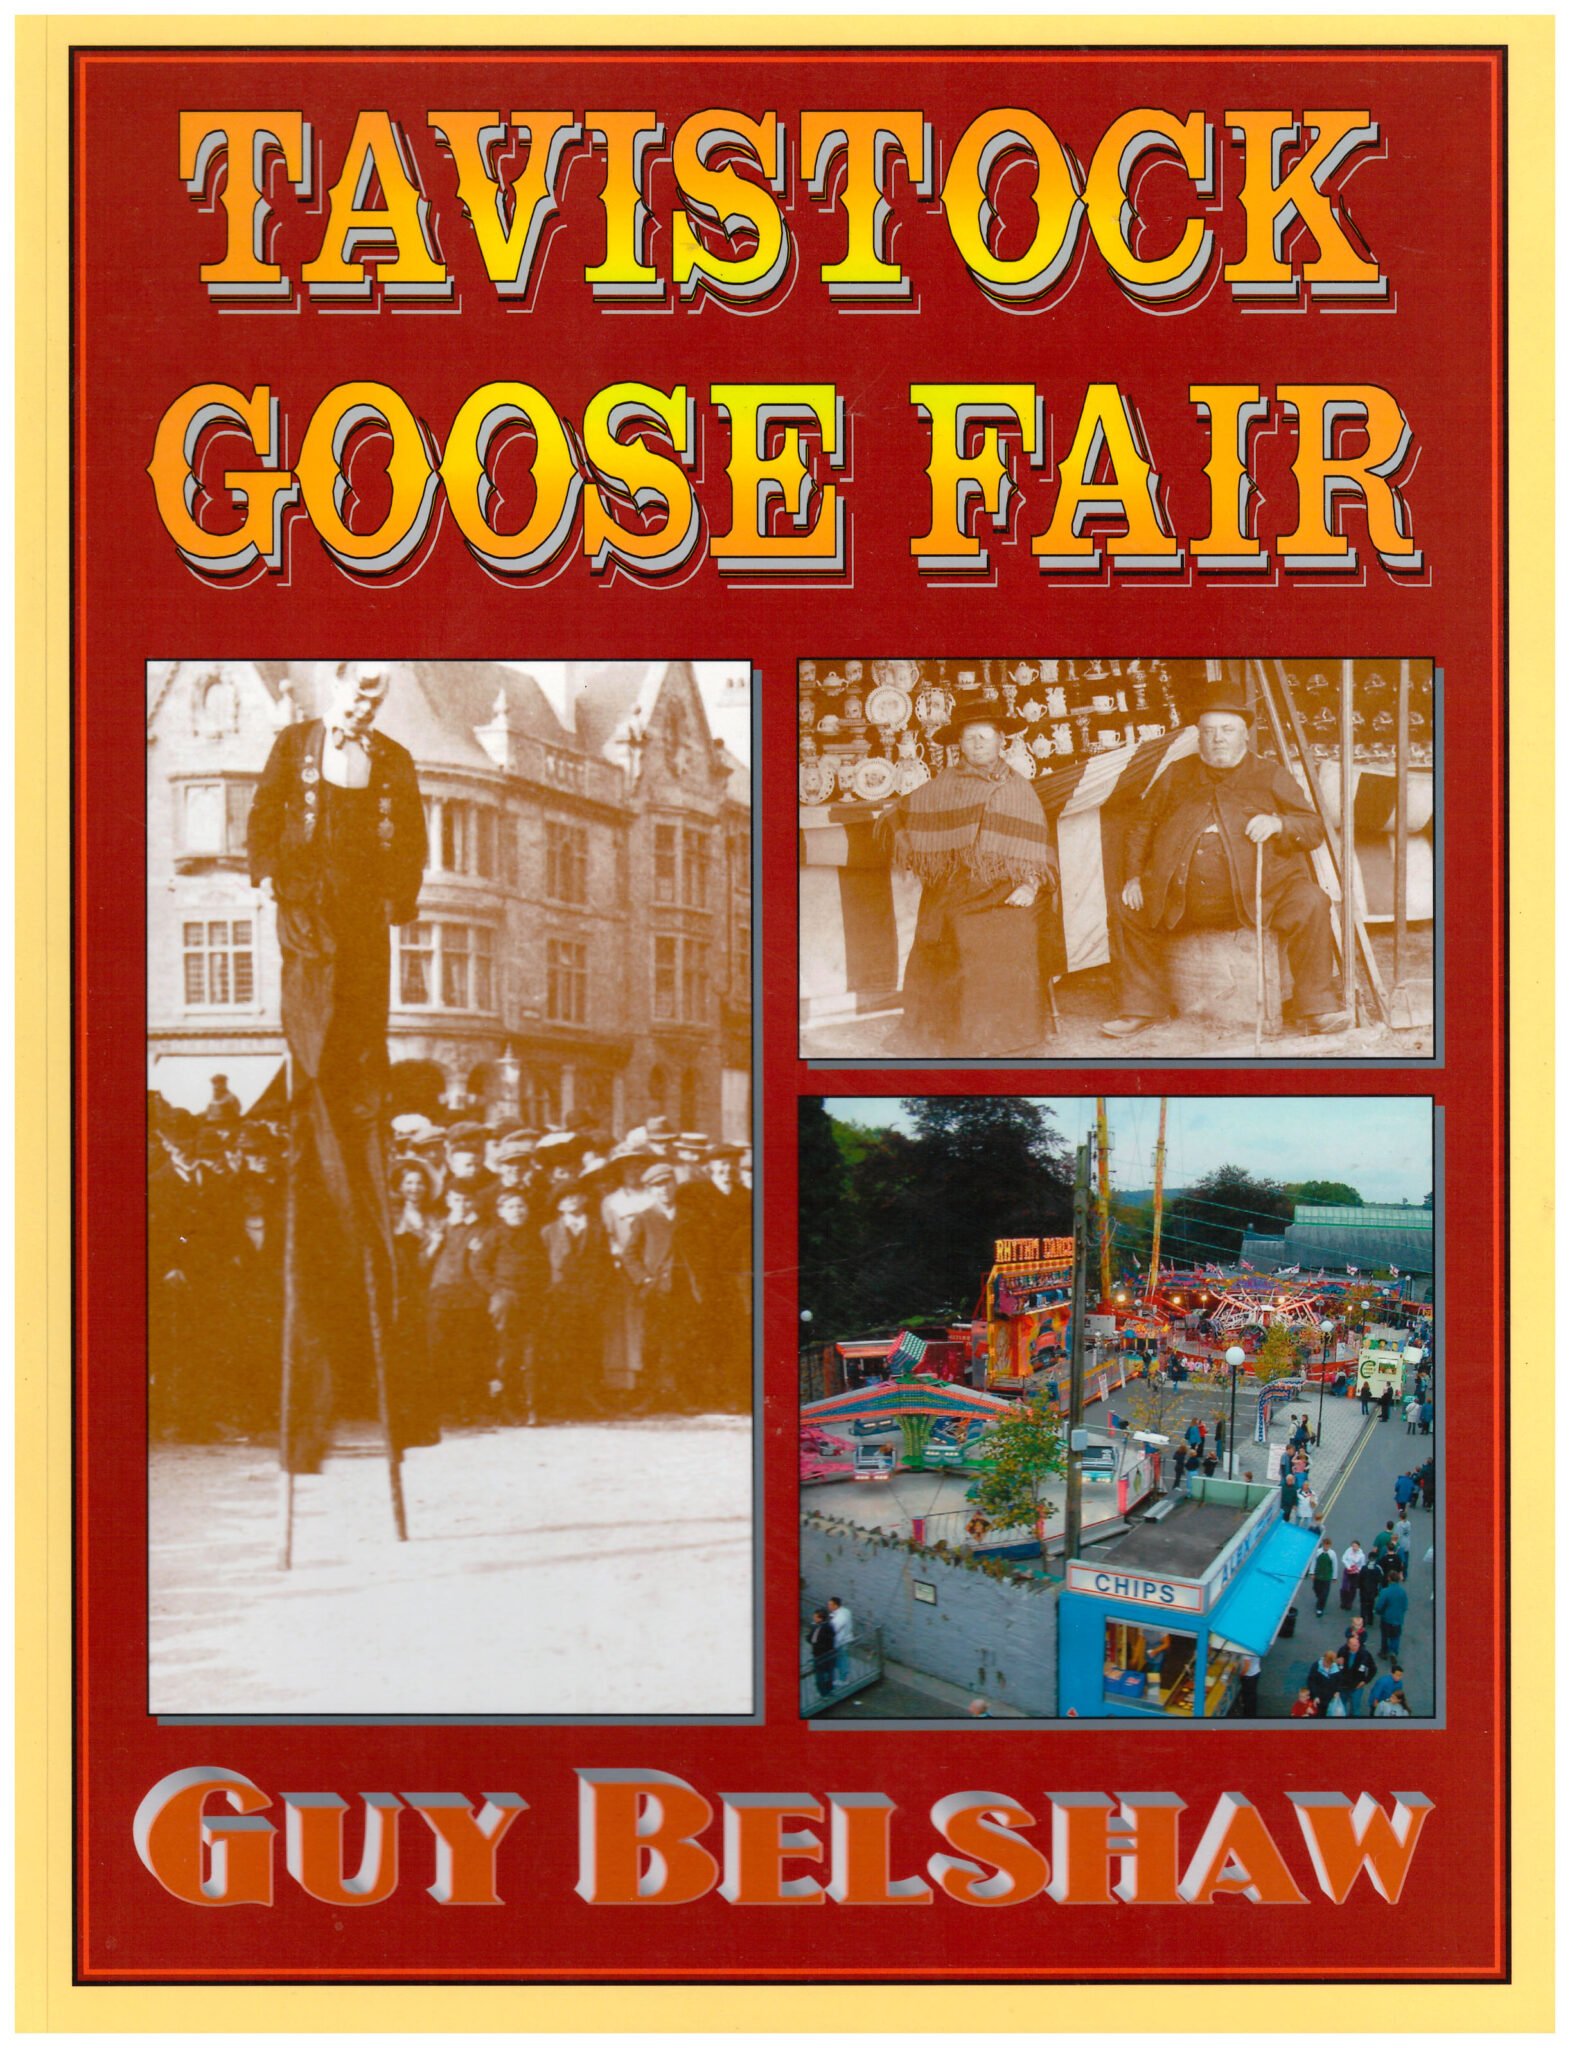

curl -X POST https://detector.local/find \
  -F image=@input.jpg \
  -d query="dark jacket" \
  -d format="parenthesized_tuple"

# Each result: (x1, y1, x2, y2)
(247, 718, 426, 925)
(471, 1219, 541, 1297)
(1122, 748, 1325, 930)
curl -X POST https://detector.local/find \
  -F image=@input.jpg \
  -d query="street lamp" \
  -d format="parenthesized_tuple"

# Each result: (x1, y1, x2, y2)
(1317, 1318, 1336, 1444)
(1225, 1344, 1246, 1478)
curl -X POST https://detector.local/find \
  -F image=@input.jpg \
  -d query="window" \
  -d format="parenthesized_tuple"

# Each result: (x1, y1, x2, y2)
(474, 807, 496, 878)
(176, 779, 254, 858)
(397, 922, 496, 1012)
(545, 819, 589, 904)
(736, 911, 751, 990)
(433, 800, 501, 878)
(183, 918, 254, 1007)
(399, 922, 434, 1005)
(654, 823, 678, 904)
(682, 826, 710, 908)
(653, 934, 708, 1023)
(546, 937, 588, 1024)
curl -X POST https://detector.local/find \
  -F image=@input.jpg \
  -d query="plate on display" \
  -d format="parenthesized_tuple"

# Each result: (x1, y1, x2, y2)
(864, 684, 912, 729)
(852, 756, 898, 801)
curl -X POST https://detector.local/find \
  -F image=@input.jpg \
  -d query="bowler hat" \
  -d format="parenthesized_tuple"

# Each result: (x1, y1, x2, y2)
(933, 703, 1028, 747)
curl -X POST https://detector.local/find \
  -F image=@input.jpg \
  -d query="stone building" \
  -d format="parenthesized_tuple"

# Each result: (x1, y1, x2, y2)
(147, 658, 751, 1140)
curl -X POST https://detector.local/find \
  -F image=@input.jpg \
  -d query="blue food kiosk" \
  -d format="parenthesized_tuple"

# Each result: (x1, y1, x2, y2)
(1058, 1480, 1317, 1719)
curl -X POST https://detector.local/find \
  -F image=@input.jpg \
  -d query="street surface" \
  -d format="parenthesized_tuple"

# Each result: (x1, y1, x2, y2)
(150, 1417, 753, 1716)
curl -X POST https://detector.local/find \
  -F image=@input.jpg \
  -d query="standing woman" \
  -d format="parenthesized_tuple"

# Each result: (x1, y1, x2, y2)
(883, 706, 1061, 1056)
(1339, 1536, 1367, 1613)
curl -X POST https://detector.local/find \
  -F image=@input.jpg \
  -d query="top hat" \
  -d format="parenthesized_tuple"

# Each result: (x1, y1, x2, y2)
(932, 703, 1029, 747)
(1194, 681, 1255, 726)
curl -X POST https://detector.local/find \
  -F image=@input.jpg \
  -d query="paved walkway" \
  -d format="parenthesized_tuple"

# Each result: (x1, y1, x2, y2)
(1256, 1406, 1436, 1717)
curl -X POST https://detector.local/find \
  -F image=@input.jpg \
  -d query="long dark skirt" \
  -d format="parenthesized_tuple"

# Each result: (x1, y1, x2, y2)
(900, 876, 1060, 1056)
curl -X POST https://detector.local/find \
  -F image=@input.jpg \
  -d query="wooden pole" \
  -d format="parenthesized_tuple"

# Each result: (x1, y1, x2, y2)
(1147, 1097, 1168, 1303)
(1340, 660, 1357, 1020)
(1095, 1098, 1112, 1305)
(1259, 658, 1388, 1022)
(364, 1246, 408, 1543)
(1253, 839, 1266, 1058)
(1393, 659, 1411, 1003)
(1064, 1139, 1090, 1568)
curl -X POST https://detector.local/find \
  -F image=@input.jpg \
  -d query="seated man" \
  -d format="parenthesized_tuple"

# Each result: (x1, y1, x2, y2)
(1102, 683, 1350, 1038)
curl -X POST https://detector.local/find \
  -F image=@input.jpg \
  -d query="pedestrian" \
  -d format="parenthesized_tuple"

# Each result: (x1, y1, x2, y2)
(1393, 1512, 1413, 1570)
(1359, 1379, 1372, 1417)
(1185, 1420, 1201, 1454)
(1280, 1468, 1299, 1519)
(1373, 1519, 1396, 1563)
(1339, 1538, 1366, 1612)
(967, 1698, 992, 1718)
(1405, 1395, 1421, 1434)
(1358, 1549, 1384, 1626)
(1367, 1662, 1405, 1716)
(1311, 1536, 1336, 1617)
(1306, 1650, 1345, 1716)
(1290, 1686, 1318, 1718)
(1374, 1571, 1409, 1660)
(1238, 1651, 1261, 1717)
(1293, 1483, 1318, 1528)
(1341, 1630, 1377, 1715)
(1418, 1460, 1435, 1512)
(828, 1595, 854, 1683)
(1420, 1398, 1433, 1435)
(1378, 1384, 1393, 1423)
(807, 1609, 836, 1698)
(1374, 1688, 1411, 1718)
(1394, 1470, 1417, 1514)
(1214, 1417, 1226, 1463)
(1202, 1449, 1218, 1479)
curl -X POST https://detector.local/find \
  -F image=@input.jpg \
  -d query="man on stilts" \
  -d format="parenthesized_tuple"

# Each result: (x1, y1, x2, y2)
(247, 662, 430, 1562)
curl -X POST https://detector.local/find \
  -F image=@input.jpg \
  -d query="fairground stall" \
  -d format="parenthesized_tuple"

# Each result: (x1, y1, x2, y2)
(1058, 1481, 1317, 1719)
(981, 1235, 1074, 1385)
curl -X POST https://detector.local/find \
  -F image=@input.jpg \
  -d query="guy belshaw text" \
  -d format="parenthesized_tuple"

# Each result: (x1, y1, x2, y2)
(134, 1767, 1434, 1908)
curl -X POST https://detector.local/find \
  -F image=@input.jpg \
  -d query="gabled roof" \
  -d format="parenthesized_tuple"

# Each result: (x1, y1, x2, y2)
(248, 660, 569, 770)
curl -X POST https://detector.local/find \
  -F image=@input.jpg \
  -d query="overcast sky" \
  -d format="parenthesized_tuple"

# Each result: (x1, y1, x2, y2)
(825, 1096, 1434, 1206)
(512, 659, 750, 764)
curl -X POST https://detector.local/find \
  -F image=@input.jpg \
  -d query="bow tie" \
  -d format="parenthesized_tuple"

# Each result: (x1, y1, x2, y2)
(326, 724, 366, 751)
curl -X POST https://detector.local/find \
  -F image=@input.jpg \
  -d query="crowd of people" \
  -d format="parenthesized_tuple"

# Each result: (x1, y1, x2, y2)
(1290, 1455, 1433, 1717)
(149, 1081, 753, 1443)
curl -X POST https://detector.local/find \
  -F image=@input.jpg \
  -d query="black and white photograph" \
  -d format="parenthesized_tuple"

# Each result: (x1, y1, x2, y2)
(798, 658, 1436, 1061)
(146, 657, 754, 1715)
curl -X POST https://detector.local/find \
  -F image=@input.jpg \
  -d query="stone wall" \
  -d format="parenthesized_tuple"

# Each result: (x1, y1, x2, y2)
(802, 1515, 1059, 1717)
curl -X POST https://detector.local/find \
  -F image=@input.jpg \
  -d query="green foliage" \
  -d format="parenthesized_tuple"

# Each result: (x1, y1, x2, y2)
(1282, 1179, 1365, 1207)
(1254, 1322, 1306, 1385)
(1339, 1284, 1378, 1329)
(830, 1118, 886, 1170)
(1164, 1165, 1294, 1266)
(970, 1396, 1067, 1570)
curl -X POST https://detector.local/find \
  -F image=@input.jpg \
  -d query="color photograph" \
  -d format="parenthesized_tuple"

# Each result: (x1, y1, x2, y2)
(799, 1095, 1436, 1722)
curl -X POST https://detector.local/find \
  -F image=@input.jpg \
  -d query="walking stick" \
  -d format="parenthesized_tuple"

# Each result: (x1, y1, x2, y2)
(1252, 837, 1266, 1057)
(364, 1245, 409, 1542)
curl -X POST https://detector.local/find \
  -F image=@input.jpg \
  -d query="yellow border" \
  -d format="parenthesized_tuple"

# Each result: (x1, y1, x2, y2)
(17, 13, 1553, 2033)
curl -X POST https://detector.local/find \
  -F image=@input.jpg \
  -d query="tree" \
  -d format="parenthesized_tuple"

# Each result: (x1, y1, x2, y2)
(1282, 1179, 1364, 1208)
(797, 1097, 855, 1334)
(969, 1395, 1067, 1572)
(1254, 1323, 1307, 1385)
(1163, 1165, 1293, 1267)
(1339, 1284, 1378, 1330)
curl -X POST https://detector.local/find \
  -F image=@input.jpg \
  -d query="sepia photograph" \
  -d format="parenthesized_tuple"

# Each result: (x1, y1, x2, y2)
(146, 657, 754, 1715)
(798, 658, 1436, 1061)
(799, 1094, 1436, 1722)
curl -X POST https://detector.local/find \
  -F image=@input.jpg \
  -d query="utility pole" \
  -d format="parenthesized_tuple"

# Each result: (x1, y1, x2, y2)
(1147, 1096, 1168, 1302)
(1095, 1097, 1112, 1304)
(1064, 1135, 1091, 1567)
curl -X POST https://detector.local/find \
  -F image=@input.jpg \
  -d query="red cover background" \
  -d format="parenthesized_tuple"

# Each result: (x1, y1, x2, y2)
(73, 43, 1504, 1980)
